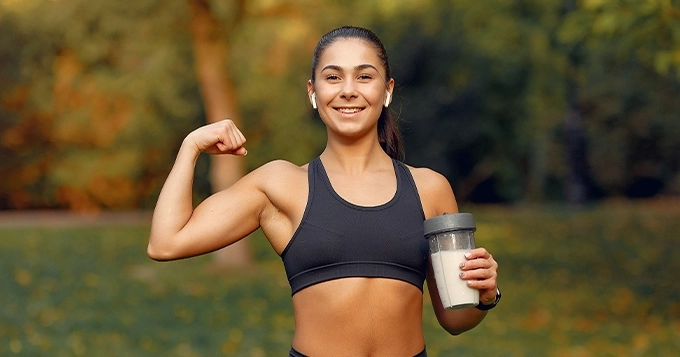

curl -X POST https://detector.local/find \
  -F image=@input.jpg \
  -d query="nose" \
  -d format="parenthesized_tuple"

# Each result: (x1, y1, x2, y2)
(340, 79, 358, 100)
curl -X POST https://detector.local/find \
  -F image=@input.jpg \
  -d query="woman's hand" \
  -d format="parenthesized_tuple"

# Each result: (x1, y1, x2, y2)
(459, 248, 499, 305)
(184, 119, 247, 156)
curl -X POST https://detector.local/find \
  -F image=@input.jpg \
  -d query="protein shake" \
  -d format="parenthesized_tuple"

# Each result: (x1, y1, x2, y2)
(424, 213, 479, 309)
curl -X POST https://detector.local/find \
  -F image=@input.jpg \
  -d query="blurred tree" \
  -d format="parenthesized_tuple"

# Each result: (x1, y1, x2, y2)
(560, 0, 680, 78)
(187, 0, 251, 268)
(0, 0, 331, 212)
(563, 0, 590, 205)
(559, 0, 680, 197)
(377, 0, 680, 203)
(0, 0, 202, 210)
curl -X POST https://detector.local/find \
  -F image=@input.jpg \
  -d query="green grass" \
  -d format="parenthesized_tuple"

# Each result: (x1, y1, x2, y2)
(2, 202, 680, 356)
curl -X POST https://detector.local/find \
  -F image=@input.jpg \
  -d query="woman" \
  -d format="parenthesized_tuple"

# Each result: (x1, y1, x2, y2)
(148, 26, 499, 357)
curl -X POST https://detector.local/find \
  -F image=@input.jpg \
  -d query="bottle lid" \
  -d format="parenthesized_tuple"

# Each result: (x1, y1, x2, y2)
(424, 213, 476, 237)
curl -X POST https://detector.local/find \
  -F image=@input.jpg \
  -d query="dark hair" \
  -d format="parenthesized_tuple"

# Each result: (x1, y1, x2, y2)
(310, 26, 404, 161)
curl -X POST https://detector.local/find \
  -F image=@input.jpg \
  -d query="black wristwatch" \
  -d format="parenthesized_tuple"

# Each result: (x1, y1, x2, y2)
(476, 287, 501, 311)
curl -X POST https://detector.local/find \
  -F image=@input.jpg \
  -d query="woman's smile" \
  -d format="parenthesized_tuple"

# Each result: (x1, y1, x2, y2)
(334, 106, 366, 115)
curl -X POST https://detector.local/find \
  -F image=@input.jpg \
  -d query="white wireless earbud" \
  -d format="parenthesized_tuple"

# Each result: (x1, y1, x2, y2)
(311, 93, 317, 109)
(385, 92, 391, 107)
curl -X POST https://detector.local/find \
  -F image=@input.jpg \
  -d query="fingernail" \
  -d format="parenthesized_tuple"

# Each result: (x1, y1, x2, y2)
(459, 272, 465, 278)
(466, 280, 473, 286)
(464, 252, 471, 259)
(243, 149, 248, 156)
(459, 262, 465, 268)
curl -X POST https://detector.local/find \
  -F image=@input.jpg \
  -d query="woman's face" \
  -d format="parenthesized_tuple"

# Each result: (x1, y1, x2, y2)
(308, 38, 394, 140)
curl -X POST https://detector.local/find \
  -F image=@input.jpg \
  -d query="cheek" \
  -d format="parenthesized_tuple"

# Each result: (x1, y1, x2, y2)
(313, 86, 334, 103)
(370, 89, 385, 102)
(364, 87, 386, 104)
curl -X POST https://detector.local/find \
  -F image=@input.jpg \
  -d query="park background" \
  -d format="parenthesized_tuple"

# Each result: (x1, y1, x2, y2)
(1, 0, 679, 355)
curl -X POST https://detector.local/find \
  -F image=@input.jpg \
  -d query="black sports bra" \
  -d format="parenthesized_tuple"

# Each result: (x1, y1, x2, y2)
(280, 157, 428, 295)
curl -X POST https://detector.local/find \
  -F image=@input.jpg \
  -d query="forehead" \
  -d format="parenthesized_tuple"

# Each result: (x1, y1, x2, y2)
(317, 38, 384, 72)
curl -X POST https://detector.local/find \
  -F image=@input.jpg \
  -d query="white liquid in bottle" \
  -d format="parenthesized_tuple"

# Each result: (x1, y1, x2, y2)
(431, 250, 479, 309)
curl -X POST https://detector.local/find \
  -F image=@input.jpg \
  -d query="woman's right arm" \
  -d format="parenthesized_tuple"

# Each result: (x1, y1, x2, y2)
(147, 120, 265, 261)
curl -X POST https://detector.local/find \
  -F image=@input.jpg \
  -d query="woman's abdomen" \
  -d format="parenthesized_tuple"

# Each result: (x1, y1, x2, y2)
(291, 278, 426, 356)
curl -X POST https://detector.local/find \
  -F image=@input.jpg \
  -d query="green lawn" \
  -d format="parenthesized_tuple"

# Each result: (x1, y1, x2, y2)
(2, 202, 679, 356)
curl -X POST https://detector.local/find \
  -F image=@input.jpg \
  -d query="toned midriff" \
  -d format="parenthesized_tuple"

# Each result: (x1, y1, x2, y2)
(291, 277, 426, 356)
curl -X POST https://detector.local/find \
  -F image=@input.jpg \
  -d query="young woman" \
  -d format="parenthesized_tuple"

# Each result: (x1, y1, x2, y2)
(148, 26, 499, 357)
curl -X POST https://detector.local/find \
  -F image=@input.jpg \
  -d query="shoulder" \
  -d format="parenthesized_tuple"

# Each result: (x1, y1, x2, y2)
(404, 164, 458, 218)
(244, 159, 309, 194)
(404, 164, 452, 199)
(405, 164, 450, 192)
(246, 159, 308, 180)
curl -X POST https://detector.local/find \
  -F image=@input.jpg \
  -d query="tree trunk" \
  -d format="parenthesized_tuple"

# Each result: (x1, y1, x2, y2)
(188, 0, 252, 268)
(563, 0, 588, 205)
(564, 105, 587, 204)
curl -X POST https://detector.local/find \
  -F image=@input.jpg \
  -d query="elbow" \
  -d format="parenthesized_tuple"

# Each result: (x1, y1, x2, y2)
(147, 239, 179, 261)
(146, 243, 167, 261)
(447, 329, 461, 336)
(443, 324, 477, 336)
(437, 313, 483, 336)
(443, 326, 466, 336)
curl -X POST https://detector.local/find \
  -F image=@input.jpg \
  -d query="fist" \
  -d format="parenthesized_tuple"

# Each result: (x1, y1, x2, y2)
(184, 119, 247, 156)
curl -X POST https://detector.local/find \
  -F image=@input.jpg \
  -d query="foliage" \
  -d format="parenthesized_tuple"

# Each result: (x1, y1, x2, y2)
(558, 0, 680, 198)
(2, 202, 679, 355)
(375, 0, 680, 202)
(560, 0, 680, 78)
(0, 0, 203, 210)
(1, 0, 680, 209)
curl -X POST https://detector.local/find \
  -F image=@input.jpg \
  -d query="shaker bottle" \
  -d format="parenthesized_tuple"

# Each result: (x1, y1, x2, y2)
(424, 213, 479, 310)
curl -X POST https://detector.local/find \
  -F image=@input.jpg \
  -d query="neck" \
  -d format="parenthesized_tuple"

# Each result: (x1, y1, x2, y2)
(320, 138, 391, 174)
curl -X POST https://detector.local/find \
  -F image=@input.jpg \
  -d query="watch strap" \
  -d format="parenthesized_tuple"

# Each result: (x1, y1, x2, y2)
(476, 287, 501, 311)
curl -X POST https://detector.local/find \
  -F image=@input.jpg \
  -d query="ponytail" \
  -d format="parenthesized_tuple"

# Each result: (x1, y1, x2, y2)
(378, 107, 404, 161)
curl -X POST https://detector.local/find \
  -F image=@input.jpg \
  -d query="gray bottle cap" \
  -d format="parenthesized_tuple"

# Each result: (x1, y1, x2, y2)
(424, 213, 476, 237)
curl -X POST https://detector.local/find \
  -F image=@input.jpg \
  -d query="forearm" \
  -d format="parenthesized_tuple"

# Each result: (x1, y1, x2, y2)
(148, 141, 200, 259)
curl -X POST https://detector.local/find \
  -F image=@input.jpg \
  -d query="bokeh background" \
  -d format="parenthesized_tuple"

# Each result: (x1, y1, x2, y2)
(1, 0, 679, 356)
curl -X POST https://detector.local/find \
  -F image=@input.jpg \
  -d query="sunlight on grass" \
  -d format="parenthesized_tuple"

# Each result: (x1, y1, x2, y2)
(1, 202, 679, 356)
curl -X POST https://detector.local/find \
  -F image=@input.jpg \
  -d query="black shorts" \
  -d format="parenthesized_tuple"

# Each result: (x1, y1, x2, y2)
(289, 347, 427, 357)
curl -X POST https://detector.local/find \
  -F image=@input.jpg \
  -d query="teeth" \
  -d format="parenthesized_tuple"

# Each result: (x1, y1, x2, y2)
(338, 108, 362, 114)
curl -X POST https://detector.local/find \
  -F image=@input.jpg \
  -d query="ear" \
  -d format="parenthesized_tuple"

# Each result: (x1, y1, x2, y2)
(384, 78, 395, 108)
(307, 80, 317, 109)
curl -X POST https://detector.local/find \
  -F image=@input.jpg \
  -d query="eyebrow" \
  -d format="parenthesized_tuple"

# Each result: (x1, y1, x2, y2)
(320, 64, 380, 73)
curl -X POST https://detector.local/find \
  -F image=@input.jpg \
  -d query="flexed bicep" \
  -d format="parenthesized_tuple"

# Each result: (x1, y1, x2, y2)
(148, 117, 261, 262)
(173, 178, 266, 259)
(149, 169, 267, 261)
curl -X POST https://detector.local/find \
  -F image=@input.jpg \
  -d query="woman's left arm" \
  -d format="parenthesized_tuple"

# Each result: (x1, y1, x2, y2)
(410, 167, 499, 335)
